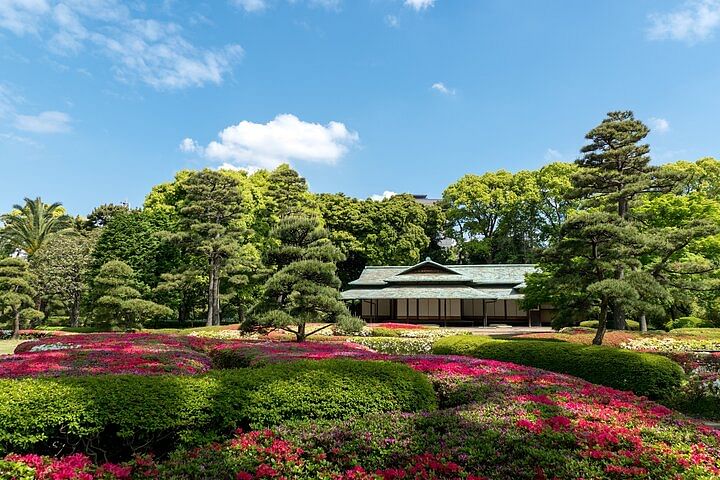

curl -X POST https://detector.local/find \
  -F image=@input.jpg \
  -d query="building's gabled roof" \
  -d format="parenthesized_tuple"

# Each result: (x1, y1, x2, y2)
(348, 262, 536, 287)
(396, 257, 462, 276)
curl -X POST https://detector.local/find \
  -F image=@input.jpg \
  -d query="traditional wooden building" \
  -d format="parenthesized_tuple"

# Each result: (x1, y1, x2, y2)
(341, 258, 553, 326)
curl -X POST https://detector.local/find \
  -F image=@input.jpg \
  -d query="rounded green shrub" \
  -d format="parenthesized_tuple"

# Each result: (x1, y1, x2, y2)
(0, 359, 435, 458)
(578, 320, 640, 331)
(665, 316, 713, 330)
(369, 327, 401, 337)
(432, 336, 684, 400)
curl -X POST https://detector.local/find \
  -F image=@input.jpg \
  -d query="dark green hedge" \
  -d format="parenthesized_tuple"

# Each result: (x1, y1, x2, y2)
(0, 359, 435, 458)
(432, 336, 684, 400)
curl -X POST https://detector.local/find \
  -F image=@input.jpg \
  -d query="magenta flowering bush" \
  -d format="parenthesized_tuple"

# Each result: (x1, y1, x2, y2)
(2, 334, 213, 378)
(1, 334, 719, 478)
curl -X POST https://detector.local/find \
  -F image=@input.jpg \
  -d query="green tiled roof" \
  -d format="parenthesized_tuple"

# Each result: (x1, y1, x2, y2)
(348, 263, 536, 287)
(341, 286, 517, 300)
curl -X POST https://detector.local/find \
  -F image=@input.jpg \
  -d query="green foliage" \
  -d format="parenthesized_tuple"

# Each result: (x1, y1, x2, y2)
(316, 193, 433, 285)
(332, 315, 365, 335)
(432, 335, 684, 400)
(441, 165, 578, 264)
(265, 164, 319, 219)
(665, 316, 713, 330)
(31, 231, 94, 326)
(368, 327, 400, 337)
(82, 203, 130, 229)
(0, 258, 42, 337)
(254, 215, 350, 341)
(0, 459, 34, 479)
(0, 197, 72, 257)
(0, 359, 435, 456)
(90, 209, 170, 288)
(668, 327, 720, 337)
(170, 169, 254, 326)
(90, 261, 172, 329)
(579, 320, 640, 331)
(526, 112, 711, 342)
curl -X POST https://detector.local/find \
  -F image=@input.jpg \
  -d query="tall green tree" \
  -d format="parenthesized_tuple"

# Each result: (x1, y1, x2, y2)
(0, 197, 72, 257)
(317, 193, 433, 285)
(172, 169, 253, 326)
(253, 215, 350, 342)
(91, 209, 169, 289)
(522, 211, 644, 343)
(573, 111, 662, 333)
(0, 258, 43, 338)
(82, 203, 130, 230)
(265, 164, 319, 219)
(32, 231, 95, 326)
(91, 260, 172, 330)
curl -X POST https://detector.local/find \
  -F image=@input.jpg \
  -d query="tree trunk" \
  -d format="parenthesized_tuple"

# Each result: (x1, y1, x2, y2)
(213, 267, 221, 326)
(639, 313, 647, 333)
(179, 299, 189, 326)
(592, 299, 609, 345)
(70, 295, 80, 328)
(206, 259, 215, 327)
(12, 309, 20, 339)
(614, 267, 627, 330)
(296, 323, 306, 342)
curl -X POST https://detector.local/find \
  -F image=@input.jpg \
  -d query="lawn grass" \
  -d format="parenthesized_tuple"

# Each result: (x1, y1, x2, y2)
(0, 339, 23, 355)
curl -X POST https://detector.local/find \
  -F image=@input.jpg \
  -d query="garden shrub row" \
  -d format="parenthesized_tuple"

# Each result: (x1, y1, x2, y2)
(578, 319, 640, 330)
(669, 327, 720, 337)
(432, 336, 685, 400)
(0, 359, 435, 458)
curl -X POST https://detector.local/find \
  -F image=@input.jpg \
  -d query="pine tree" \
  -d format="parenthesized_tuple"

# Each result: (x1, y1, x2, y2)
(0, 258, 43, 338)
(91, 260, 172, 330)
(573, 111, 660, 333)
(266, 164, 318, 219)
(172, 170, 252, 326)
(252, 216, 350, 342)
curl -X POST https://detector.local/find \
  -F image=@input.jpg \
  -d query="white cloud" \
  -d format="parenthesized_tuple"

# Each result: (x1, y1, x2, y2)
(232, 0, 267, 12)
(184, 114, 359, 170)
(647, 0, 720, 42)
(0, 0, 50, 35)
(0, 132, 41, 147)
(431, 82, 455, 95)
(404, 0, 434, 11)
(179, 137, 203, 154)
(385, 14, 399, 28)
(370, 191, 397, 201)
(543, 148, 565, 163)
(0, 1, 243, 89)
(14, 110, 71, 133)
(649, 117, 670, 133)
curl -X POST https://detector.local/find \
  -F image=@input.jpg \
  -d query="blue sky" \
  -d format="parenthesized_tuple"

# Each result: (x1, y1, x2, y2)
(1, 0, 720, 216)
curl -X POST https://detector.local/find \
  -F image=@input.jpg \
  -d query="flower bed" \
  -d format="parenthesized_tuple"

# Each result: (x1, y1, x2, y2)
(1, 334, 213, 378)
(210, 339, 382, 368)
(2, 351, 720, 478)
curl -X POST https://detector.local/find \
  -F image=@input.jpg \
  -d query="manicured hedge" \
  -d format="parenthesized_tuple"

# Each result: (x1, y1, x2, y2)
(0, 359, 435, 457)
(578, 319, 640, 331)
(665, 316, 713, 330)
(669, 327, 720, 337)
(432, 336, 684, 400)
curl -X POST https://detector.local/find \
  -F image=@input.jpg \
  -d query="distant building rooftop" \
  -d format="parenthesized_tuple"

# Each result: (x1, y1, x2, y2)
(412, 194, 440, 206)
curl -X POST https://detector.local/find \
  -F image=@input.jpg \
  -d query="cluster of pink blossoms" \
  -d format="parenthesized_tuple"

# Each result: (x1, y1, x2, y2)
(0, 334, 213, 378)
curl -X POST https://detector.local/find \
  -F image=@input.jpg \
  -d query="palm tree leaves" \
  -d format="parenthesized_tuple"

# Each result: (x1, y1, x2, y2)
(0, 197, 72, 256)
